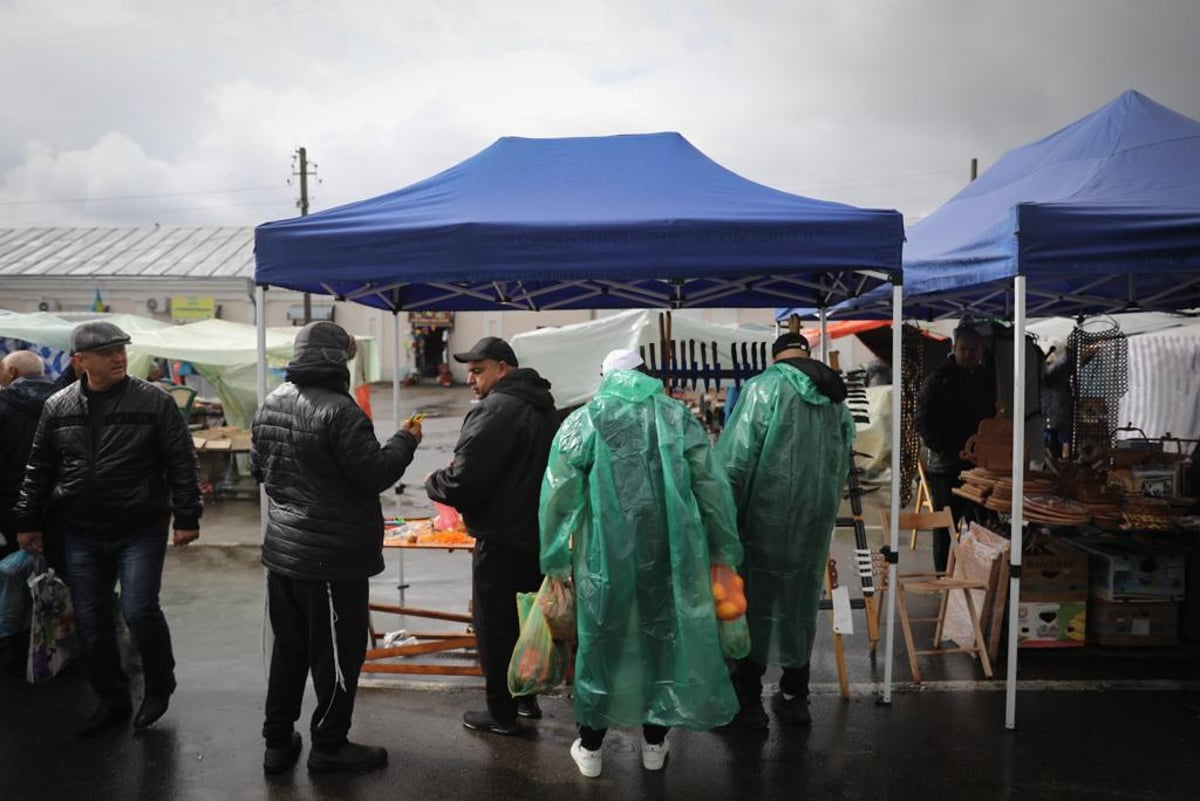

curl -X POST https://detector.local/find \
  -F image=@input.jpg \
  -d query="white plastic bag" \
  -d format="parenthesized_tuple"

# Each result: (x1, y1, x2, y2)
(27, 569, 77, 684)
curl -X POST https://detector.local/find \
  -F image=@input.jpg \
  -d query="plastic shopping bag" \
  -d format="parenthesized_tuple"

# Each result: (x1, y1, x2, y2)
(433, 502, 462, 531)
(536, 576, 576, 643)
(27, 568, 76, 684)
(507, 591, 568, 697)
(718, 616, 751, 659)
(0, 550, 44, 639)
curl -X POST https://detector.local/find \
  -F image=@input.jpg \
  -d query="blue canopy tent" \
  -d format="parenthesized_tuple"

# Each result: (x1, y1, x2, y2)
(838, 90, 1200, 320)
(253, 133, 912, 699)
(831, 91, 1200, 728)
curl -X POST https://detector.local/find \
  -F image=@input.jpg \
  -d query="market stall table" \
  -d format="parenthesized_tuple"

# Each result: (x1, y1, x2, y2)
(364, 524, 481, 676)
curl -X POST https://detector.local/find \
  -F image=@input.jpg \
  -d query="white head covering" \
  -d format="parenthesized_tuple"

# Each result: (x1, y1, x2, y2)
(601, 348, 645, 376)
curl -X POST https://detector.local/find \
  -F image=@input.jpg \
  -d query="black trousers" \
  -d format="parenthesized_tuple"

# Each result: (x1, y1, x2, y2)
(263, 573, 369, 750)
(472, 537, 542, 725)
(925, 471, 975, 573)
(579, 724, 668, 750)
(732, 659, 810, 706)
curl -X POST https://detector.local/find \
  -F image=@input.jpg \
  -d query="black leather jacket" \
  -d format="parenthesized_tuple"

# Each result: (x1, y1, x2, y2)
(13, 376, 202, 534)
(914, 356, 996, 475)
(425, 369, 558, 553)
(251, 327, 417, 582)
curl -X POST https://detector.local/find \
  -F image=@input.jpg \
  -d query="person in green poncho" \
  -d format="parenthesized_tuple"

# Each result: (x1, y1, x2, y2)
(715, 332, 855, 729)
(539, 348, 744, 779)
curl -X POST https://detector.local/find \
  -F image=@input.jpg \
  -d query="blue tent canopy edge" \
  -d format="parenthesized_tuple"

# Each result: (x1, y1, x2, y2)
(254, 132, 904, 312)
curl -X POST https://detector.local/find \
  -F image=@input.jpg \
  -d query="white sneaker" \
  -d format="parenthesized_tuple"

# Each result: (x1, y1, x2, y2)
(570, 738, 602, 778)
(641, 738, 670, 770)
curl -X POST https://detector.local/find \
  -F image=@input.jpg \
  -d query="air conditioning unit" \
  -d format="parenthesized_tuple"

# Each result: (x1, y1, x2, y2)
(37, 300, 57, 312)
(145, 297, 166, 313)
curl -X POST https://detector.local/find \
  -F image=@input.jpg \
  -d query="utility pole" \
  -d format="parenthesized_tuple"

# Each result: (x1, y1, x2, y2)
(291, 147, 319, 322)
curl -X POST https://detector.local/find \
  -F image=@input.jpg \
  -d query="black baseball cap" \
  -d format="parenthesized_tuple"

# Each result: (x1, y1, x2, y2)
(771, 332, 811, 358)
(70, 321, 132, 354)
(453, 336, 519, 366)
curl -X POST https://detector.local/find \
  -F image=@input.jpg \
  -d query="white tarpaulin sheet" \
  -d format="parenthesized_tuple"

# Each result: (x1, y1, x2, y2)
(511, 309, 774, 408)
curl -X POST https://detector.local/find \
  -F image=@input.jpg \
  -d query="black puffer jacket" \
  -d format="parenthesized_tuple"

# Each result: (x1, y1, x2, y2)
(252, 323, 417, 582)
(0, 375, 58, 542)
(914, 356, 997, 474)
(13, 376, 202, 534)
(425, 368, 558, 553)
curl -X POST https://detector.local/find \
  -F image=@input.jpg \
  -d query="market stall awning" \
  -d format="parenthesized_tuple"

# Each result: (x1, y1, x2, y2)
(836, 91, 1200, 320)
(254, 132, 904, 311)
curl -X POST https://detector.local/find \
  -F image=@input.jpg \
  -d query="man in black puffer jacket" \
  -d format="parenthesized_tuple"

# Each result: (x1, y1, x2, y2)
(14, 322, 202, 735)
(251, 321, 421, 776)
(426, 336, 558, 736)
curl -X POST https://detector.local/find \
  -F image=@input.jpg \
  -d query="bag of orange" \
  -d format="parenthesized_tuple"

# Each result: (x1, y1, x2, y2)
(710, 564, 747, 621)
(507, 591, 569, 697)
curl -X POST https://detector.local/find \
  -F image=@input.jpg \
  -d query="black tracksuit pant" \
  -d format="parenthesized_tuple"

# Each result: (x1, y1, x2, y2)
(472, 537, 542, 726)
(263, 572, 369, 750)
(925, 471, 975, 573)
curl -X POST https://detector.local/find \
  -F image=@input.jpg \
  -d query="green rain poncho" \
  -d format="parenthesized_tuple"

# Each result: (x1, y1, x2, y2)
(715, 362, 855, 668)
(539, 369, 743, 731)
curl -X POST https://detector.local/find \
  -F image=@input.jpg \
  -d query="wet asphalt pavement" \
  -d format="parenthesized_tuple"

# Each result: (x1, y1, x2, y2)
(3, 384, 1199, 800)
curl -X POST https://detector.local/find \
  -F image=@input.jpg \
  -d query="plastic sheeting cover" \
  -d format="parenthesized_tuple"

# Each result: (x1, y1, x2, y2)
(539, 368, 742, 730)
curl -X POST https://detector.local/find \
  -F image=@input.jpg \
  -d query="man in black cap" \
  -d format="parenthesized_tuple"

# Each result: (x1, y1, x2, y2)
(13, 321, 202, 735)
(715, 332, 853, 729)
(426, 336, 558, 735)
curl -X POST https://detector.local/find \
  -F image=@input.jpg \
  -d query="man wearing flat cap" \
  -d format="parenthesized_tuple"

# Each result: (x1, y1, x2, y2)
(14, 320, 202, 735)
(426, 336, 558, 735)
(715, 332, 854, 729)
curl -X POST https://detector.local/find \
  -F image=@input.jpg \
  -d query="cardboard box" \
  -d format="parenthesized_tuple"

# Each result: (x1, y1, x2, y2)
(1017, 601, 1086, 648)
(1069, 539, 1186, 601)
(1087, 597, 1179, 647)
(1020, 537, 1089, 601)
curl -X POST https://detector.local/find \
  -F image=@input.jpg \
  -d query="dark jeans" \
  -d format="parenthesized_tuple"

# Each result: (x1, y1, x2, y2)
(579, 724, 669, 751)
(263, 573, 369, 750)
(472, 538, 542, 726)
(732, 659, 810, 706)
(925, 472, 974, 573)
(64, 525, 175, 704)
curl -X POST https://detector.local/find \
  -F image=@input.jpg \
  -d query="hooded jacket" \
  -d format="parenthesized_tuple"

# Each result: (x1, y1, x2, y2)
(539, 369, 743, 730)
(13, 375, 202, 536)
(425, 368, 557, 552)
(251, 322, 417, 582)
(715, 361, 855, 668)
(914, 355, 997, 474)
(0, 375, 58, 541)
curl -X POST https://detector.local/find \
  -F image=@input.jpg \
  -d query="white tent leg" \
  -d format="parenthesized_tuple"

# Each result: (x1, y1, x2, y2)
(255, 285, 269, 533)
(1005, 275, 1027, 729)
(819, 307, 829, 364)
(882, 282, 902, 703)
(392, 312, 407, 595)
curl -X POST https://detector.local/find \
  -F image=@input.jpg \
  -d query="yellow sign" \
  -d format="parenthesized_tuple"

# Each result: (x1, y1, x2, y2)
(171, 295, 217, 321)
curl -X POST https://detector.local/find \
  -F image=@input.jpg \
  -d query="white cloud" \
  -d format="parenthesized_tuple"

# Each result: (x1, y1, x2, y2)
(2, 0, 1198, 226)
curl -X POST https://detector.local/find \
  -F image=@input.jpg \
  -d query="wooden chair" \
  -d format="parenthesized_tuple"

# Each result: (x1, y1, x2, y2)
(908, 461, 935, 550)
(883, 509, 994, 684)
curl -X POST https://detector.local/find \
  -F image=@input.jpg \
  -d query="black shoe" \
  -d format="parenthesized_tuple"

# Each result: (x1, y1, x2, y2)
(79, 701, 132, 737)
(516, 696, 542, 719)
(307, 741, 388, 774)
(723, 702, 769, 731)
(462, 709, 521, 736)
(264, 732, 303, 775)
(782, 695, 812, 726)
(133, 695, 170, 729)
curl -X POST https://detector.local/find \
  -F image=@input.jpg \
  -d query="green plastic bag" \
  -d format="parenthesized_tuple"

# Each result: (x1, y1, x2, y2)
(507, 591, 568, 697)
(718, 616, 751, 659)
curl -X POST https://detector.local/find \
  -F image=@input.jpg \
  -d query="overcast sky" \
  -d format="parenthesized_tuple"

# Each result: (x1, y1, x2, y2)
(2, 0, 1198, 228)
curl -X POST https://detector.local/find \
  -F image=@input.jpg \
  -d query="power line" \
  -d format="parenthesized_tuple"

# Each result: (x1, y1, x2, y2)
(0, 185, 289, 207)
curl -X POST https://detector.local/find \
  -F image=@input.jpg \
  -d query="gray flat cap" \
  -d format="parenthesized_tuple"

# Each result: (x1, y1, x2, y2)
(70, 321, 132, 354)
